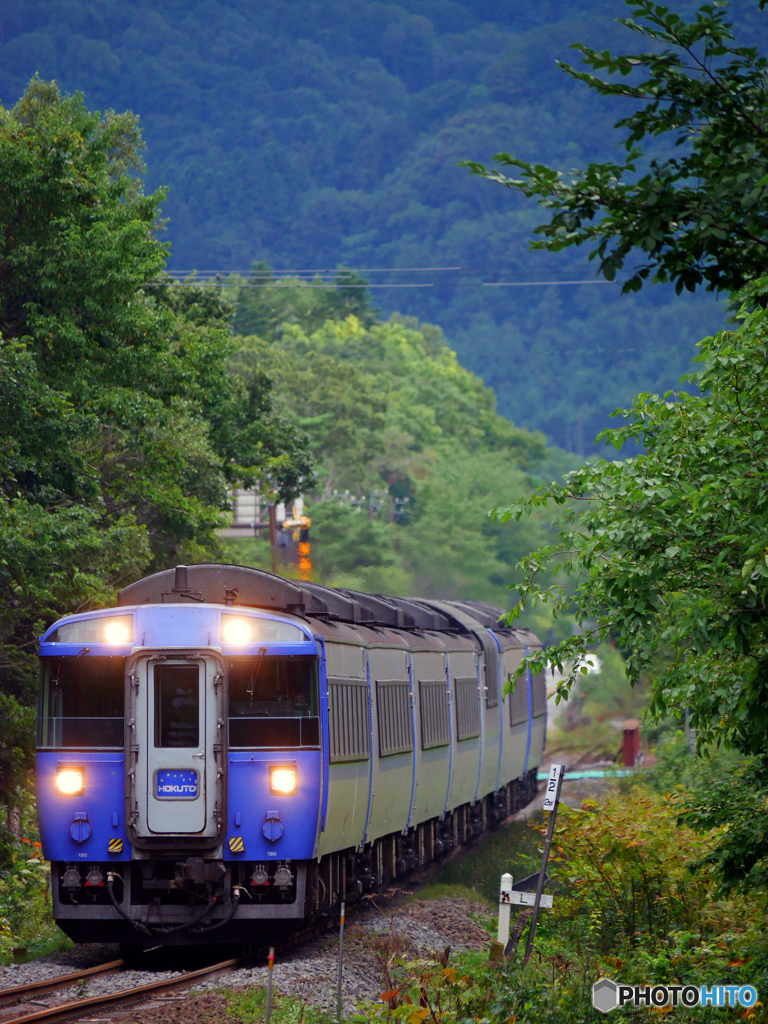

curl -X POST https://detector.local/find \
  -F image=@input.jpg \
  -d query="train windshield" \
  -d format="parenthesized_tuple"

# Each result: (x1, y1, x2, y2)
(228, 655, 320, 748)
(37, 657, 125, 749)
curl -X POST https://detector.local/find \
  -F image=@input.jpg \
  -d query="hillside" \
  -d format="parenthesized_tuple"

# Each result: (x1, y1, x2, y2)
(225, 281, 577, 617)
(1, 1, 761, 449)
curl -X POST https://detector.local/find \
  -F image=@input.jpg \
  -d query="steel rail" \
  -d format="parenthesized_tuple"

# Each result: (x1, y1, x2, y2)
(0, 960, 124, 1007)
(0, 954, 248, 1024)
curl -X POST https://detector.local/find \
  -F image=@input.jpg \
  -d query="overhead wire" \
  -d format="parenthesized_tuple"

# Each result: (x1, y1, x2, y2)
(152, 266, 614, 289)
(162, 266, 467, 274)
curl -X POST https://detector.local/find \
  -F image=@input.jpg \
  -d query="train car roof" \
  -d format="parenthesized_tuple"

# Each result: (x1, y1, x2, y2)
(117, 563, 527, 646)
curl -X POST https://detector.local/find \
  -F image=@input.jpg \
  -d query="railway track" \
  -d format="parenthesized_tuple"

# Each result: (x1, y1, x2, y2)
(0, 888, 395, 1024)
(0, 906, 344, 1024)
(0, 811, 532, 1024)
(0, 952, 254, 1024)
(0, 959, 125, 1009)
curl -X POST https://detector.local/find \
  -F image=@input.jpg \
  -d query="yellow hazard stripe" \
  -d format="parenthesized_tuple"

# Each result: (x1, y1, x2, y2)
(108, 839, 123, 853)
(228, 837, 245, 853)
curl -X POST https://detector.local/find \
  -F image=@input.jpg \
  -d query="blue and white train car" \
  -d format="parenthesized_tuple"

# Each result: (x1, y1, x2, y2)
(36, 564, 545, 950)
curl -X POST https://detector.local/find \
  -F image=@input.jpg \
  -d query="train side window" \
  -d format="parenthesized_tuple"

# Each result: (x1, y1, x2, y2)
(328, 677, 370, 762)
(531, 669, 547, 718)
(227, 656, 319, 749)
(154, 664, 199, 748)
(376, 679, 413, 757)
(479, 634, 500, 708)
(37, 657, 125, 749)
(509, 662, 529, 726)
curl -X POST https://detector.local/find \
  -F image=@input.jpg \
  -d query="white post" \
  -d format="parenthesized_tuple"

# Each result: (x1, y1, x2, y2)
(498, 872, 513, 946)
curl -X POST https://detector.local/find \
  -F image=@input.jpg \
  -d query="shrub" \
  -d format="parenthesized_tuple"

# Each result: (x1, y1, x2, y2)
(0, 840, 51, 959)
(549, 786, 761, 960)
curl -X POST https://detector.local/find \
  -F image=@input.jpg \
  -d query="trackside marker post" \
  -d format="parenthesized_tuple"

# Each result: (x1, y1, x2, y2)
(266, 946, 275, 1024)
(542, 763, 564, 813)
(497, 867, 556, 955)
(522, 763, 564, 967)
(337, 900, 346, 1022)
(511, 890, 553, 908)
(498, 872, 513, 946)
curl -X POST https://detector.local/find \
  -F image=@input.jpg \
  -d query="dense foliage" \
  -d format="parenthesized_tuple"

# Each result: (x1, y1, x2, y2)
(467, 0, 768, 889)
(508, 309, 768, 754)
(0, 822, 56, 962)
(429, 752, 768, 1023)
(227, 280, 576, 608)
(500, 301, 768, 889)
(0, 80, 311, 817)
(0, 0, 731, 451)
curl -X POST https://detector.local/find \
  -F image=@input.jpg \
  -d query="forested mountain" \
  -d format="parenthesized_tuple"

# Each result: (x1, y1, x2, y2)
(1, 0, 763, 449)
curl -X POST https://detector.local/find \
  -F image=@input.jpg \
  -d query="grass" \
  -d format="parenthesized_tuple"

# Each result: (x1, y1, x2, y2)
(228, 983, 336, 1024)
(0, 922, 72, 966)
(431, 815, 545, 905)
(400, 881, 492, 909)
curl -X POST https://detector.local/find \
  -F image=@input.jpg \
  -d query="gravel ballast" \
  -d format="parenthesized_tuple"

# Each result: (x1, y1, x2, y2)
(0, 944, 120, 989)
(193, 894, 492, 1017)
(0, 894, 492, 1023)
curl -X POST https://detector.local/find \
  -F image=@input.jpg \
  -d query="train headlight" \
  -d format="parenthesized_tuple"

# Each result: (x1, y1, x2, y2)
(270, 767, 297, 795)
(45, 614, 132, 645)
(56, 769, 84, 796)
(222, 615, 253, 645)
(103, 618, 131, 645)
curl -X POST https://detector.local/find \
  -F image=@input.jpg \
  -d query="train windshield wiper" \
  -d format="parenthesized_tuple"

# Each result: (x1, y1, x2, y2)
(246, 647, 268, 704)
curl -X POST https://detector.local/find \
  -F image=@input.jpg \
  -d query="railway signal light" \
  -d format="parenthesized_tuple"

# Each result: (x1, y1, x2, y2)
(281, 500, 312, 581)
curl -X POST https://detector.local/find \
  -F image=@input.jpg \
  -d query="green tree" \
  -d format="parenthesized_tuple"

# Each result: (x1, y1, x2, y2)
(232, 265, 377, 341)
(503, 301, 768, 884)
(307, 503, 413, 597)
(459, 0, 768, 888)
(1, 80, 311, 542)
(230, 332, 387, 498)
(399, 449, 552, 604)
(508, 310, 768, 754)
(232, 307, 547, 495)
(228, 305, 569, 609)
(463, 0, 768, 297)
(0, 79, 312, 822)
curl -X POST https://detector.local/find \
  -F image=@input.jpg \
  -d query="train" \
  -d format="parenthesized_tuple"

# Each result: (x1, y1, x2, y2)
(36, 563, 546, 952)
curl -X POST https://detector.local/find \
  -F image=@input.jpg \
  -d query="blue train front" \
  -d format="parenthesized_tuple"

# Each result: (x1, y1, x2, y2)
(36, 564, 545, 949)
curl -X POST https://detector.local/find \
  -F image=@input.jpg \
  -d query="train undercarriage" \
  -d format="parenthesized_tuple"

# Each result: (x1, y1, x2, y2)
(52, 770, 538, 949)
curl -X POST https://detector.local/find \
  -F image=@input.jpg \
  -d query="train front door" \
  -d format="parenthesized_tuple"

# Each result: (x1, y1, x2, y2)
(126, 653, 225, 839)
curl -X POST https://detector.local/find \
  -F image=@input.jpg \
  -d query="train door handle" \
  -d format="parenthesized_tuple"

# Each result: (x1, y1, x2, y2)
(192, 750, 205, 758)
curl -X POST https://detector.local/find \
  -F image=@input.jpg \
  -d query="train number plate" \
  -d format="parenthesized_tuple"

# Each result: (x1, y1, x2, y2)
(156, 769, 198, 798)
